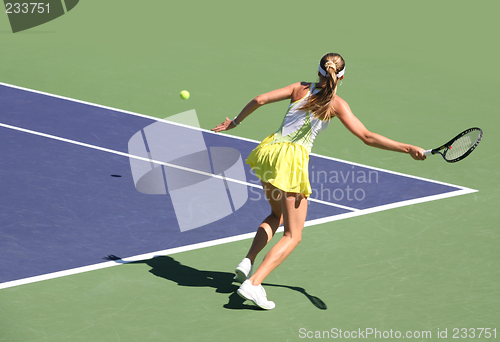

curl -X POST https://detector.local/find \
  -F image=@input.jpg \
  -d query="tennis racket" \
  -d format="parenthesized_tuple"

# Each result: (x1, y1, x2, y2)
(423, 127, 482, 162)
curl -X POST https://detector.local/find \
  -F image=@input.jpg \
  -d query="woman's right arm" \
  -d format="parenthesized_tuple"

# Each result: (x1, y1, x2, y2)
(333, 96, 426, 160)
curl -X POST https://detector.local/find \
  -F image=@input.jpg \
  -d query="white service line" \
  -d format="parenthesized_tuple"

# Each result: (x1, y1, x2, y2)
(304, 187, 477, 227)
(0, 121, 359, 212)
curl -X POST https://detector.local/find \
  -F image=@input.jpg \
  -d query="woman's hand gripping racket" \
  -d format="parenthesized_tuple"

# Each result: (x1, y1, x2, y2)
(424, 127, 483, 162)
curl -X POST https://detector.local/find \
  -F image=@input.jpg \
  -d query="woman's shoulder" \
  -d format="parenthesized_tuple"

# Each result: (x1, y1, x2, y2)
(290, 82, 313, 102)
(288, 82, 312, 89)
(332, 95, 351, 116)
(334, 94, 346, 104)
(299, 81, 312, 89)
(336, 95, 352, 108)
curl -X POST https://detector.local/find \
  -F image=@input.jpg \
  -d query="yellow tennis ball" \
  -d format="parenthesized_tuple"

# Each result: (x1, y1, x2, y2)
(180, 90, 190, 100)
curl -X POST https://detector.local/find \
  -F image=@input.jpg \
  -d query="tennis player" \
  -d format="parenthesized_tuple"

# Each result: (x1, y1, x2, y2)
(212, 53, 426, 309)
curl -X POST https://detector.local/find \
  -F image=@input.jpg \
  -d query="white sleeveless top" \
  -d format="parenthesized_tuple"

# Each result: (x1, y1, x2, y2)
(271, 83, 330, 153)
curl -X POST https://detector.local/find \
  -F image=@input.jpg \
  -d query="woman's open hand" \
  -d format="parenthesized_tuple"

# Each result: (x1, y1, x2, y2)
(211, 117, 236, 132)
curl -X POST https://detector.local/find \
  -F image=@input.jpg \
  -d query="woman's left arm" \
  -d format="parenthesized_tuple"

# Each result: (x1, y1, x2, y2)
(334, 96, 426, 160)
(211, 83, 300, 133)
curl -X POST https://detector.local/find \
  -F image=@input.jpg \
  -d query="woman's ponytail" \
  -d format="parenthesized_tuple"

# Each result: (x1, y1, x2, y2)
(298, 53, 345, 121)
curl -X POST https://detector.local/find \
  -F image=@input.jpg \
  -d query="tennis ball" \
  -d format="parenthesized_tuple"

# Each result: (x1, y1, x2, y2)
(180, 90, 190, 100)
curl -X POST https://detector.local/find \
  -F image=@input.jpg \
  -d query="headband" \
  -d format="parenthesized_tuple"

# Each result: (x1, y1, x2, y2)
(318, 64, 345, 79)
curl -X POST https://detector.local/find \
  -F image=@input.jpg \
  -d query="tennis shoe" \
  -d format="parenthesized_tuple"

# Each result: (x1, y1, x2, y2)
(234, 258, 253, 283)
(237, 279, 275, 310)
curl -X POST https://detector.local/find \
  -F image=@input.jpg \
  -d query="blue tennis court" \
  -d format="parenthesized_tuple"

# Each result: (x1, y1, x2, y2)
(0, 83, 475, 289)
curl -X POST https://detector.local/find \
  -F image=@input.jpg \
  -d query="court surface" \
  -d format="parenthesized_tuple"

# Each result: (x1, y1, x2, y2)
(0, 82, 475, 289)
(0, 1, 498, 341)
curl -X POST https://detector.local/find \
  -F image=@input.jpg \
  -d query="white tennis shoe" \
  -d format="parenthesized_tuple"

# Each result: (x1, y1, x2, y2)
(237, 279, 275, 310)
(234, 258, 253, 283)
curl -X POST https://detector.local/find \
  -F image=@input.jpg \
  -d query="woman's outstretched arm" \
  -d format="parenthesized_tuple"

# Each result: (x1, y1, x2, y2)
(211, 83, 301, 132)
(333, 96, 426, 160)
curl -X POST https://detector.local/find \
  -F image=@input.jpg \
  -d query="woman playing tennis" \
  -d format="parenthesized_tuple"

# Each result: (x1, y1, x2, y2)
(212, 53, 426, 310)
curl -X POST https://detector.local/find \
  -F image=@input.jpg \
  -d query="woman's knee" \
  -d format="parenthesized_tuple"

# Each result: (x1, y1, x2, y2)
(283, 230, 302, 244)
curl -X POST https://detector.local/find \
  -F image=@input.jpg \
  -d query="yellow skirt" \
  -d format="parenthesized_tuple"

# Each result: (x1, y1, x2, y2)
(246, 134, 311, 196)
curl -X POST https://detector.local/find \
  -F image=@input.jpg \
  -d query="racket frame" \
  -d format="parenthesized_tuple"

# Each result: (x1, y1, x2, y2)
(424, 127, 482, 163)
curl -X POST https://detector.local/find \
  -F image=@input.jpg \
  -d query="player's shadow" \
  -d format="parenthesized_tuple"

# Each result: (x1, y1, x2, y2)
(106, 255, 326, 310)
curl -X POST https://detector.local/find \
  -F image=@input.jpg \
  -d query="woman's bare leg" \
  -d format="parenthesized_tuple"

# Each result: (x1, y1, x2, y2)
(245, 182, 283, 264)
(249, 190, 308, 285)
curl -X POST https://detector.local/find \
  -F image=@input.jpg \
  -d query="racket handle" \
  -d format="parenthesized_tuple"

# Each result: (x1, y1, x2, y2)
(423, 149, 433, 156)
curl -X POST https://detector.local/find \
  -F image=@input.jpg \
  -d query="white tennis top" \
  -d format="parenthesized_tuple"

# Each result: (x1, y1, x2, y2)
(272, 83, 330, 153)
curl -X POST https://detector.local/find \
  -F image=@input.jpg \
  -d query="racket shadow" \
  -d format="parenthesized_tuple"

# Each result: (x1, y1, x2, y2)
(262, 283, 328, 310)
(224, 283, 327, 310)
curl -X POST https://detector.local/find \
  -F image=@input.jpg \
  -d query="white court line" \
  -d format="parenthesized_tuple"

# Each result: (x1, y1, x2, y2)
(0, 233, 257, 290)
(0, 81, 475, 192)
(0, 188, 476, 290)
(0, 122, 358, 212)
(0, 82, 478, 290)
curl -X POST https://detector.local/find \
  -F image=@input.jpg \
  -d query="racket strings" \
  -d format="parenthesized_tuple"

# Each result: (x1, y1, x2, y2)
(445, 131, 478, 160)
